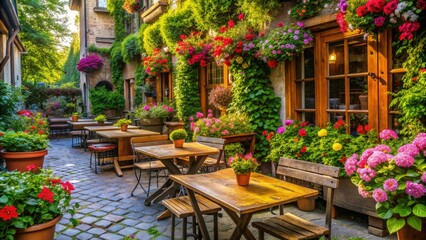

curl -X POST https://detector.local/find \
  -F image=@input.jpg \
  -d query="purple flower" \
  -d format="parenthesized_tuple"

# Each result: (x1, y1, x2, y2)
(372, 188, 388, 202)
(374, 144, 392, 153)
(296, 21, 304, 27)
(398, 144, 420, 157)
(285, 44, 290, 48)
(422, 172, 426, 183)
(367, 151, 388, 168)
(394, 153, 415, 168)
(284, 119, 294, 125)
(345, 154, 358, 175)
(280, 45, 285, 49)
(289, 44, 295, 49)
(144, 105, 150, 111)
(303, 39, 309, 44)
(293, 35, 299, 40)
(413, 135, 426, 150)
(196, 112, 204, 119)
(379, 129, 398, 140)
(383, 178, 398, 192)
(272, 50, 277, 54)
(303, 33, 309, 37)
(276, 126, 285, 134)
(357, 168, 376, 182)
(358, 185, 369, 198)
(269, 45, 274, 49)
(406, 181, 426, 198)
(277, 50, 282, 54)
(288, 29, 293, 33)
(294, 30, 300, 35)
(77, 54, 104, 73)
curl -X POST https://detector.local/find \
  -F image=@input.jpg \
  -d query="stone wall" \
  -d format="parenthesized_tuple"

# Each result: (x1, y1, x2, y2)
(86, 1, 115, 48)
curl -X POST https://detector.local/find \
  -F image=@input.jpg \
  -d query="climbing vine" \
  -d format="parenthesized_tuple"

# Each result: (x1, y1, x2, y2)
(121, 33, 142, 62)
(143, 21, 164, 55)
(237, 0, 282, 29)
(88, 44, 110, 55)
(134, 64, 147, 107)
(189, 0, 238, 31)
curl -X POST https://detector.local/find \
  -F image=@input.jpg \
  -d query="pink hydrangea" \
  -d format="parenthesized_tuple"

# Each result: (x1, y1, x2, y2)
(344, 154, 358, 175)
(413, 135, 426, 150)
(374, 144, 392, 153)
(207, 113, 213, 118)
(394, 153, 415, 168)
(405, 181, 426, 198)
(358, 185, 370, 198)
(398, 144, 419, 157)
(221, 130, 229, 135)
(359, 149, 374, 168)
(372, 188, 388, 202)
(284, 119, 294, 125)
(367, 151, 388, 168)
(422, 172, 426, 183)
(357, 168, 377, 182)
(194, 127, 199, 133)
(144, 105, 150, 111)
(190, 122, 195, 130)
(189, 116, 194, 122)
(196, 112, 204, 118)
(383, 178, 398, 192)
(276, 126, 285, 134)
(379, 129, 398, 140)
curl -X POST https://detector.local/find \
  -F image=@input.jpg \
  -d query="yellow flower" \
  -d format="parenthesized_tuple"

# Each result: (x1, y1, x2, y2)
(242, 63, 249, 68)
(332, 143, 342, 151)
(318, 129, 327, 137)
(236, 56, 243, 64)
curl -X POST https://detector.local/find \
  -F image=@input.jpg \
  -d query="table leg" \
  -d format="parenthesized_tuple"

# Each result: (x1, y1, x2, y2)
(113, 158, 123, 177)
(187, 189, 211, 240)
(223, 208, 255, 240)
(187, 155, 208, 174)
(144, 179, 173, 206)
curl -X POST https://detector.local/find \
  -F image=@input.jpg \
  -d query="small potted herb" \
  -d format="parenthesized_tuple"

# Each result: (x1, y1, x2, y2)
(94, 114, 107, 125)
(169, 129, 187, 148)
(114, 118, 132, 131)
(228, 153, 259, 186)
(71, 112, 79, 122)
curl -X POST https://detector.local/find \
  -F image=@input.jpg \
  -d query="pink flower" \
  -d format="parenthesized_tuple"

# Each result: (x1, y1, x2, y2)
(298, 128, 306, 137)
(228, 157, 234, 164)
(276, 126, 285, 134)
(296, 21, 304, 27)
(190, 122, 195, 130)
(284, 119, 294, 126)
(208, 109, 213, 113)
(384, 0, 398, 15)
(372, 188, 388, 202)
(344, 154, 358, 175)
(189, 116, 194, 122)
(221, 130, 229, 135)
(367, 151, 388, 168)
(238, 13, 245, 20)
(359, 148, 374, 168)
(421, 172, 426, 183)
(194, 127, 199, 133)
(398, 144, 419, 157)
(374, 16, 386, 27)
(358, 185, 370, 198)
(379, 129, 398, 140)
(383, 178, 398, 192)
(357, 168, 376, 182)
(207, 113, 213, 118)
(394, 153, 414, 168)
(196, 112, 204, 118)
(406, 181, 426, 198)
(413, 135, 426, 150)
(373, 144, 392, 153)
(144, 105, 150, 111)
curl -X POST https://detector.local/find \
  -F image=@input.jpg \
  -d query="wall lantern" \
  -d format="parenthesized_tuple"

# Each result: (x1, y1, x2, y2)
(329, 50, 337, 64)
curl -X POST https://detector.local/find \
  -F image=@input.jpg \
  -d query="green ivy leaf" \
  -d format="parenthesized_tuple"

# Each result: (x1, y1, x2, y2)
(26, 198, 38, 206)
(14, 221, 25, 229)
(407, 215, 422, 231)
(413, 204, 426, 217)
(0, 195, 8, 203)
(387, 218, 405, 234)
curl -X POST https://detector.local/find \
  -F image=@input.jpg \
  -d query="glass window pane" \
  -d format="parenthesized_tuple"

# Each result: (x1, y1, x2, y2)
(348, 37, 367, 73)
(328, 41, 344, 76)
(304, 48, 314, 78)
(349, 77, 367, 109)
(349, 113, 369, 135)
(297, 81, 315, 109)
(302, 112, 315, 124)
(329, 78, 345, 109)
(98, 0, 107, 8)
(296, 55, 302, 79)
(208, 62, 223, 85)
(329, 113, 345, 124)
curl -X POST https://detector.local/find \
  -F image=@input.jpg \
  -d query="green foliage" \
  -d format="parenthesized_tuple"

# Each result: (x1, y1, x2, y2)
(18, 0, 69, 84)
(190, 0, 238, 30)
(134, 65, 147, 107)
(288, 0, 332, 20)
(237, 0, 281, 29)
(89, 86, 125, 114)
(87, 44, 110, 55)
(228, 59, 281, 161)
(224, 143, 245, 160)
(59, 33, 80, 87)
(0, 131, 49, 152)
(121, 34, 142, 62)
(147, 226, 161, 238)
(114, 118, 132, 126)
(0, 83, 24, 131)
(94, 114, 107, 122)
(174, 57, 201, 132)
(110, 43, 125, 94)
(159, 3, 196, 50)
(137, 23, 148, 53)
(143, 21, 164, 55)
(229, 153, 259, 174)
(170, 129, 188, 140)
(109, 0, 127, 42)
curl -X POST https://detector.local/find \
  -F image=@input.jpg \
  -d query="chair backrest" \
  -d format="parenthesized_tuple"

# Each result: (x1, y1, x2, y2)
(131, 135, 171, 162)
(277, 157, 340, 235)
(196, 136, 226, 166)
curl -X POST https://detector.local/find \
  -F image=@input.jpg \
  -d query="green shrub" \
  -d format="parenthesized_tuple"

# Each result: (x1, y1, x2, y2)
(94, 114, 107, 122)
(110, 43, 125, 94)
(0, 131, 49, 152)
(0, 82, 25, 131)
(89, 86, 125, 115)
(224, 143, 245, 160)
(121, 33, 141, 62)
(170, 129, 188, 140)
(143, 21, 164, 55)
(114, 118, 132, 126)
(190, 0, 238, 31)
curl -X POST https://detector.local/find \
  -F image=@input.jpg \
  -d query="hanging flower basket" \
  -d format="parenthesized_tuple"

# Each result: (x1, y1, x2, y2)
(142, 49, 171, 76)
(77, 55, 104, 73)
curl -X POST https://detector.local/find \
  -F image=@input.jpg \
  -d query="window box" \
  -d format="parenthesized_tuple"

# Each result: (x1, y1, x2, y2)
(141, 1, 168, 24)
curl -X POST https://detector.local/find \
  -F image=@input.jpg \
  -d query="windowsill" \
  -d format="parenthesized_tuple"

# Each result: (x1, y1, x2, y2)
(94, 7, 109, 13)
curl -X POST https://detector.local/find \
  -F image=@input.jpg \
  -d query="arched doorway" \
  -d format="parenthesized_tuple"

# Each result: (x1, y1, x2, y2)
(95, 80, 113, 91)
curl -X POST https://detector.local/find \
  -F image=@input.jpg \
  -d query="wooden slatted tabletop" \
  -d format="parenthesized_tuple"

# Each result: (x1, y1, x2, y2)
(97, 129, 160, 138)
(134, 142, 219, 160)
(84, 125, 139, 132)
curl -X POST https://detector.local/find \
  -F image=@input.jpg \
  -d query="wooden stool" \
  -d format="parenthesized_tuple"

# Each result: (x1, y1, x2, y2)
(88, 143, 117, 174)
(162, 195, 221, 240)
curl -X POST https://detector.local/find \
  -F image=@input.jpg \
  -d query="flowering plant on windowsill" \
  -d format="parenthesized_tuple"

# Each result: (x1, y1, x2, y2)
(288, 0, 335, 20)
(344, 130, 426, 234)
(175, 32, 212, 67)
(258, 22, 313, 68)
(142, 49, 172, 76)
(0, 168, 78, 239)
(228, 153, 259, 174)
(122, 0, 142, 14)
(337, 0, 426, 40)
(77, 55, 103, 73)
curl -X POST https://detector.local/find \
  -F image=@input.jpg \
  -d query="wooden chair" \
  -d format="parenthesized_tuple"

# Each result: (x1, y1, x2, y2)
(252, 158, 340, 240)
(178, 136, 226, 172)
(162, 194, 221, 240)
(130, 135, 171, 197)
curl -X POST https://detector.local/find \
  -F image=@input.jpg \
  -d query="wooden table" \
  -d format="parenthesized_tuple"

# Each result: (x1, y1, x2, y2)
(84, 125, 139, 132)
(67, 121, 112, 130)
(170, 168, 318, 240)
(96, 129, 160, 176)
(134, 142, 219, 206)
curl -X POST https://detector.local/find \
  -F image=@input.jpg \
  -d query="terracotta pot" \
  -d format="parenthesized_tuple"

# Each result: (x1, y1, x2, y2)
(97, 121, 104, 125)
(397, 219, 426, 240)
(1, 149, 48, 172)
(15, 215, 61, 240)
(235, 172, 251, 186)
(71, 115, 78, 122)
(121, 125, 128, 131)
(297, 198, 316, 212)
(173, 139, 184, 148)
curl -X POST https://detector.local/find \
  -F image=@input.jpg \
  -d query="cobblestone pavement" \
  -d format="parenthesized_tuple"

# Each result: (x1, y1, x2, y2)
(47, 138, 396, 240)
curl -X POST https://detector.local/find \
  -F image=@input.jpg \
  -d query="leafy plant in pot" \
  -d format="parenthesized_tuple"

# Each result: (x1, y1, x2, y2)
(94, 114, 107, 125)
(71, 112, 79, 122)
(228, 153, 259, 186)
(135, 103, 174, 126)
(0, 131, 49, 172)
(0, 168, 78, 240)
(169, 129, 187, 148)
(114, 118, 132, 131)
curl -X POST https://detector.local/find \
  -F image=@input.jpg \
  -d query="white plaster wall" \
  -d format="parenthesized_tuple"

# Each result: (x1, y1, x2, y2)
(269, 62, 286, 124)
(13, 46, 21, 87)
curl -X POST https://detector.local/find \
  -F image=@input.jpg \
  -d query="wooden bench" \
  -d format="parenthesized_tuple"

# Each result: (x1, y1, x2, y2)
(252, 158, 340, 240)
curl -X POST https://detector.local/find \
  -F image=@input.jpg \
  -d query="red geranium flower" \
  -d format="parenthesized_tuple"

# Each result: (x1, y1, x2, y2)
(266, 132, 274, 141)
(357, 125, 365, 134)
(356, 5, 368, 17)
(267, 59, 278, 68)
(219, 26, 227, 33)
(262, 130, 268, 136)
(364, 124, 371, 132)
(277, 22, 283, 27)
(26, 164, 36, 171)
(238, 13, 245, 20)
(300, 146, 307, 153)
(300, 121, 309, 127)
(298, 128, 307, 137)
(50, 178, 62, 185)
(61, 181, 75, 195)
(0, 205, 19, 221)
(340, 155, 347, 163)
(418, 0, 426, 10)
(37, 187, 54, 203)
(228, 20, 235, 28)
(245, 33, 254, 41)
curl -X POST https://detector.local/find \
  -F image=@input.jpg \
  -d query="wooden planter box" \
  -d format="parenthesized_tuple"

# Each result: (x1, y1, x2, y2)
(141, 1, 168, 24)
(221, 133, 256, 153)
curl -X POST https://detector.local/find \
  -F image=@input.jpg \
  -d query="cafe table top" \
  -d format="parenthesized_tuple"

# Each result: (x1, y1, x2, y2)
(96, 129, 160, 139)
(67, 121, 112, 126)
(134, 142, 219, 160)
(84, 125, 139, 132)
(170, 168, 318, 215)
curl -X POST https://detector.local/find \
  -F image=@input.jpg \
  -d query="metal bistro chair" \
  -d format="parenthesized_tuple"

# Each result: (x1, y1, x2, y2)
(130, 135, 171, 198)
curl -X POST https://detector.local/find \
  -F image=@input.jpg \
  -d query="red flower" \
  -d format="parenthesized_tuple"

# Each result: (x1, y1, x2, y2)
(420, 69, 426, 73)
(296, 153, 301, 158)
(334, 119, 345, 129)
(356, 5, 368, 17)
(30, 126, 36, 130)
(259, 32, 265, 37)
(228, 20, 235, 28)
(37, 187, 54, 203)
(0, 205, 18, 221)
(26, 164, 36, 171)
(267, 60, 278, 68)
(413, 76, 418, 82)
(277, 22, 283, 27)
(180, 34, 186, 40)
(417, 0, 426, 10)
(262, 130, 268, 136)
(238, 13, 245, 20)
(38, 121, 45, 125)
(340, 155, 347, 163)
(266, 132, 274, 141)
(245, 33, 254, 41)
(61, 181, 75, 195)
(366, 0, 386, 13)
(298, 128, 307, 137)
(50, 178, 61, 185)
(219, 26, 227, 33)
(336, 12, 348, 33)
(38, 130, 44, 134)
(384, 0, 398, 15)
(357, 125, 365, 134)
(364, 124, 371, 132)
(300, 146, 307, 153)
(300, 121, 309, 127)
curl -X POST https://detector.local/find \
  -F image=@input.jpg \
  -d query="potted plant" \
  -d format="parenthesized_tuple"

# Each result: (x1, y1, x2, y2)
(94, 114, 107, 125)
(135, 103, 174, 133)
(228, 153, 259, 186)
(169, 129, 187, 148)
(344, 130, 426, 239)
(114, 118, 132, 131)
(71, 112, 79, 122)
(0, 168, 78, 240)
(208, 86, 232, 113)
(0, 131, 49, 172)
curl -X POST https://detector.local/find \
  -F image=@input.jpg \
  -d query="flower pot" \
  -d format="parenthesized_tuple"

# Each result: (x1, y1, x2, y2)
(71, 115, 78, 122)
(173, 139, 185, 148)
(121, 125, 128, 131)
(297, 198, 316, 212)
(97, 121, 104, 125)
(14, 215, 61, 240)
(397, 220, 426, 240)
(235, 172, 251, 186)
(1, 149, 48, 172)
(140, 118, 164, 134)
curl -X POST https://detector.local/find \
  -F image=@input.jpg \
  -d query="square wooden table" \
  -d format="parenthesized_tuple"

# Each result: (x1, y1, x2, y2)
(170, 168, 318, 240)
(96, 129, 160, 177)
(134, 142, 219, 206)
(84, 125, 139, 133)
(67, 121, 112, 130)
